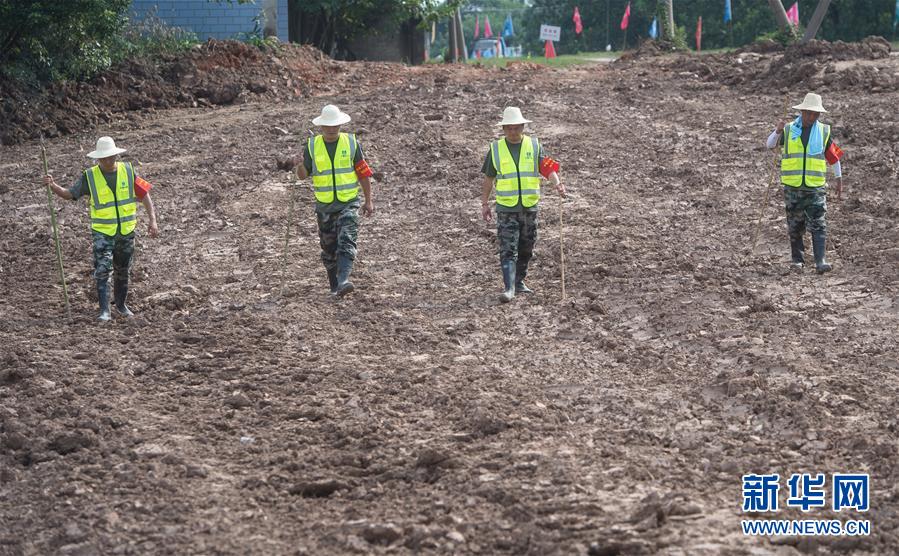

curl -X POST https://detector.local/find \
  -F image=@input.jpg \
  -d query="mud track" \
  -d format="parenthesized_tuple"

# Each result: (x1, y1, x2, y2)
(1, 43, 898, 555)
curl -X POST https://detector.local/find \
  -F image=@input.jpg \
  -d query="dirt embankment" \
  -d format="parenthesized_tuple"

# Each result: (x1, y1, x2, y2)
(617, 35, 895, 94)
(0, 40, 410, 146)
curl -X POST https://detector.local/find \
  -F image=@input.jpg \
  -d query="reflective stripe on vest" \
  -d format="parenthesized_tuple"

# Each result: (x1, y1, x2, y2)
(781, 123, 830, 188)
(86, 162, 137, 236)
(309, 133, 359, 203)
(491, 135, 541, 208)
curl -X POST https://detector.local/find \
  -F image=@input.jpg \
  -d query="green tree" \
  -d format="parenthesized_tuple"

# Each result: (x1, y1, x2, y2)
(520, 0, 897, 55)
(0, 0, 131, 81)
(524, 0, 665, 54)
(291, 0, 463, 54)
(817, 0, 897, 42)
(463, 1, 528, 45)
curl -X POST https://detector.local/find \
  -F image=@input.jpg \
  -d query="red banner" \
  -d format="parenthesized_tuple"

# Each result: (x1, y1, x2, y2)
(620, 2, 631, 30)
(696, 16, 702, 51)
(786, 2, 799, 25)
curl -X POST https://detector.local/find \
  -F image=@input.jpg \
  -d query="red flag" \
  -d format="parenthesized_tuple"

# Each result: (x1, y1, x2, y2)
(544, 40, 557, 59)
(474, 15, 480, 39)
(825, 142, 844, 165)
(484, 15, 493, 38)
(620, 2, 631, 30)
(573, 7, 583, 35)
(135, 177, 152, 200)
(695, 16, 702, 51)
(786, 2, 799, 25)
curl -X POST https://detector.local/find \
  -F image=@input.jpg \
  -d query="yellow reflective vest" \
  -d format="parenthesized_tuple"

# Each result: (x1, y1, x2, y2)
(781, 122, 830, 188)
(491, 136, 541, 208)
(308, 133, 359, 203)
(86, 162, 137, 236)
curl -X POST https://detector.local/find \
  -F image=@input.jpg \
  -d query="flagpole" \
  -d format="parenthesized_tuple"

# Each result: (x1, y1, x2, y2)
(893, 0, 898, 42)
(725, 0, 733, 48)
(696, 17, 702, 52)
(606, 0, 610, 49)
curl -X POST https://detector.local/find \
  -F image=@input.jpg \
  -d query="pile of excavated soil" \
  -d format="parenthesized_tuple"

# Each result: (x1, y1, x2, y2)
(0, 40, 408, 146)
(617, 36, 896, 94)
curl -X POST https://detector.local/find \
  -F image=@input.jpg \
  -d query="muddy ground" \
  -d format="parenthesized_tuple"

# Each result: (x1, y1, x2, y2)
(1, 40, 898, 555)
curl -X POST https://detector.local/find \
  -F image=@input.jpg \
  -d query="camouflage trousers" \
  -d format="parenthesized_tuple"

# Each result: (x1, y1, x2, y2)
(316, 205, 359, 272)
(92, 231, 134, 283)
(784, 188, 827, 263)
(496, 211, 538, 280)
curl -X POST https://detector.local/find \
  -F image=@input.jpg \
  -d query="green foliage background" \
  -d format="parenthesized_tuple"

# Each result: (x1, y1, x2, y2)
(518, 0, 898, 55)
(2, 0, 897, 83)
(1, 0, 132, 82)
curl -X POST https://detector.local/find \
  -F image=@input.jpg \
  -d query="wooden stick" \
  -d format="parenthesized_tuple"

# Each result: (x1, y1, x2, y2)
(830, 161, 845, 259)
(560, 194, 566, 301)
(750, 157, 778, 254)
(40, 136, 71, 318)
(280, 172, 296, 297)
(751, 98, 790, 255)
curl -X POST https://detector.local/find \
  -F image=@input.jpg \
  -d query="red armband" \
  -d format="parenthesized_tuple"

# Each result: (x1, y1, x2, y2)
(354, 159, 373, 178)
(539, 157, 560, 179)
(135, 177, 153, 200)
(825, 142, 843, 165)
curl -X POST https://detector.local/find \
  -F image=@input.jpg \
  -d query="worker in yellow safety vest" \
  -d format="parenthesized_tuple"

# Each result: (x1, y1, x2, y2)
(297, 105, 375, 296)
(767, 93, 845, 274)
(45, 136, 159, 321)
(481, 107, 564, 303)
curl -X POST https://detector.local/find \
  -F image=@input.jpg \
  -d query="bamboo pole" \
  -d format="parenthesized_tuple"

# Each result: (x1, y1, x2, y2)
(40, 136, 71, 318)
(750, 156, 779, 255)
(281, 167, 297, 297)
(560, 195, 566, 301)
(751, 99, 791, 255)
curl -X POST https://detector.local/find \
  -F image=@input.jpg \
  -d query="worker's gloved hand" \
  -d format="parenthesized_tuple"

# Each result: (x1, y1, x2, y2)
(556, 181, 566, 199)
(776, 120, 787, 134)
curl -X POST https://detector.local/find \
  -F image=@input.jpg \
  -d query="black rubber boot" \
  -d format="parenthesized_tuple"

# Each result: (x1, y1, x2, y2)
(515, 263, 533, 294)
(790, 235, 805, 265)
(327, 267, 339, 295)
(97, 280, 111, 322)
(114, 279, 134, 317)
(812, 231, 832, 274)
(499, 261, 516, 303)
(335, 256, 355, 297)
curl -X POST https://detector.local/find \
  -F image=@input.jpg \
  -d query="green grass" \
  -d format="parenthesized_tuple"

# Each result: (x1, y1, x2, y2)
(467, 50, 619, 68)
(697, 47, 738, 55)
(464, 47, 740, 67)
